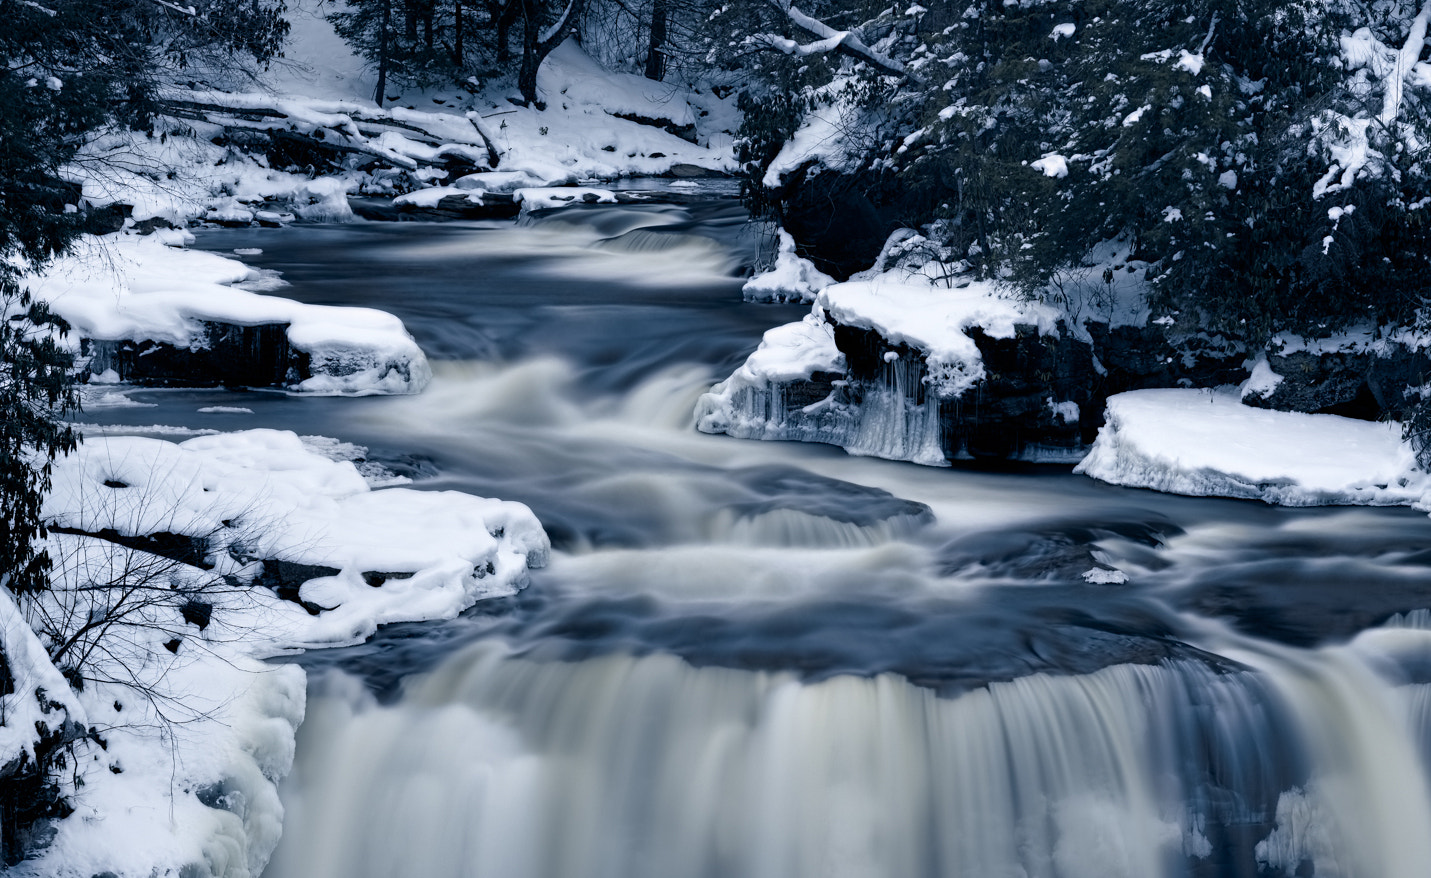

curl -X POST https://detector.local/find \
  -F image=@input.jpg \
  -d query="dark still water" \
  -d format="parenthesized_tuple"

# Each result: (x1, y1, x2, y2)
(84, 202, 1431, 877)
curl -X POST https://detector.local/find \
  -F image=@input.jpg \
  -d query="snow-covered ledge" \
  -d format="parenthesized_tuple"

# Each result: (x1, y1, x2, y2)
(10, 429, 548, 878)
(27, 232, 431, 396)
(1075, 389, 1431, 508)
(700, 272, 1090, 464)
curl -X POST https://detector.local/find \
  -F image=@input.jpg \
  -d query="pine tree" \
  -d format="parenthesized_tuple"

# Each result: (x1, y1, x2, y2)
(0, 0, 288, 593)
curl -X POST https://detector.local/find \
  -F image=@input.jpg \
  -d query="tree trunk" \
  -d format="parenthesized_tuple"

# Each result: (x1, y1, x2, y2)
(454, 0, 464, 65)
(644, 0, 668, 81)
(375, 0, 392, 106)
(494, 0, 517, 63)
(516, 0, 585, 106)
(518, 0, 542, 107)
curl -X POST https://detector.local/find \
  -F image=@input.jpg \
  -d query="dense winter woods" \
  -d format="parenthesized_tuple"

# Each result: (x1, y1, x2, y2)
(724, 0, 1431, 339)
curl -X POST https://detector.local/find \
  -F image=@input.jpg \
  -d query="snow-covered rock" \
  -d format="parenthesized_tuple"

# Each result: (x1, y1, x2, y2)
(29, 234, 430, 395)
(743, 229, 837, 303)
(1075, 389, 1431, 507)
(536, 40, 697, 134)
(816, 276, 1063, 399)
(11, 428, 550, 878)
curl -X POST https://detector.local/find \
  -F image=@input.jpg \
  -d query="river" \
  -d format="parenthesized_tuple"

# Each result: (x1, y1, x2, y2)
(84, 201, 1431, 878)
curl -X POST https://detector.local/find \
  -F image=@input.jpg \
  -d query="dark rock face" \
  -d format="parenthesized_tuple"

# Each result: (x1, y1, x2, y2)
(1087, 325, 1247, 393)
(1245, 345, 1430, 420)
(82, 322, 306, 388)
(824, 311, 1431, 463)
(253, 560, 342, 615)
(827, 318, 1263, 462)
(833, 320, 1100, 459)
(777, 169, 898, 280)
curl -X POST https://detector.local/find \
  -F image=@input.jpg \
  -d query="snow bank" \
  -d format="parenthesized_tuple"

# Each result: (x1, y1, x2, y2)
(537, 39, 697, 129)
(817, 276, 1062, 399)
(1076, 389, 1431, 507)
(28, 234, 431, 395)
(743, 229, 836, 303)
(763, 97, 851, 188)
(0, 589, 87, 772)
(13, 429, 549, 878)
(65, 23, 736, 229)
(44, 430, 549, 643)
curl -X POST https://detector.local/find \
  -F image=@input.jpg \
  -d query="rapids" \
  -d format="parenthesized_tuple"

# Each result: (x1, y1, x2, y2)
(84, 201, 1431, 877)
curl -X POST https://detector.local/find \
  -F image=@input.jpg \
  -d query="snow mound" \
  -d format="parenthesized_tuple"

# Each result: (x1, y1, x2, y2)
(13, 429, 549, 878)
(45, 430, 549, 642)
(0, 589, 87, 771)
(1075, 389, 1431, 507)
(537, 39, 696, 129)
(817, 276, 1062, 399)
(743, 229, 837, 303)
(763, 97, 850, 188)
(697, 311, 846, 436)
(29, 234, 430, 395)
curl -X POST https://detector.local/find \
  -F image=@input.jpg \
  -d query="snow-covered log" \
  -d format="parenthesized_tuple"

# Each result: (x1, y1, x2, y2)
(158, 91, 502, 175)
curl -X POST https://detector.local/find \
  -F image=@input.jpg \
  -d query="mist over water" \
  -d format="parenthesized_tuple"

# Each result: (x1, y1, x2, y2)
(86, 203, 1431, 876)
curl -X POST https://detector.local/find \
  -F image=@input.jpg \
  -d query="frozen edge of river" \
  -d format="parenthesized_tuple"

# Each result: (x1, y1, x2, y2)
(7, 429, 549, 878)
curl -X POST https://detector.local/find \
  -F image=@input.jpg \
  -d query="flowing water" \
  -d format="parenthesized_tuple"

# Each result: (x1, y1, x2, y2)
(86, 201, 1431, 877)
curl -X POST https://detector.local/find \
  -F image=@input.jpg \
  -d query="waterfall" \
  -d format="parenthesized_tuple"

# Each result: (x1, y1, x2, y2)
(264, 633, 1431, 878)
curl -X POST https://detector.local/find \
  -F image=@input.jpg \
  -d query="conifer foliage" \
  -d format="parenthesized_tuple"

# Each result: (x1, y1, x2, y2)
(724, 0, 1431, 347)
(0, 0, 287, 591)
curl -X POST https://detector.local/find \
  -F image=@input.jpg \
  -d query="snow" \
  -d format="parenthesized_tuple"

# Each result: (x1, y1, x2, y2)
(514, 186, 618, 211)
(1122, 105, 1150, 127)
(1240, 355, 1284, 401)
(66, 33, 736, 232)
(12, 429, 550, 878)
(696, 313, 846, 432)
(743, 229, 837, 303)
(536, 39, 696, 129)
(1380, 1, 1431, 124)
(1049, 399, 1080, 424)
(763, 89, 853, 188)
(1272, 325, 1431, 357)
(1051, 23, 1076, 40)
(1075, 389, 1431, 508)
(1032, 153, 1069, 178)
(27, 233, 431, 396)
(816, 276, 1062, 399)
(260, 0, 373, 102)
(1175, 50, 1205, 76)
(0, 588, 86, 769)
(1082, 567, 1129, 585)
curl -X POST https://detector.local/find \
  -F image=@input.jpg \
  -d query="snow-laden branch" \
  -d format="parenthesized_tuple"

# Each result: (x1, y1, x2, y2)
(158, 90, 502, 172)
(748, 32, 847, 57)
(1381, 0, 1431, 124)
(764, 0, 910, 79)
(539, 0, 582, 47)
(17, 0, 59, 17)
(142, 0, 198, 16)
(1197, 13, 1218, 57)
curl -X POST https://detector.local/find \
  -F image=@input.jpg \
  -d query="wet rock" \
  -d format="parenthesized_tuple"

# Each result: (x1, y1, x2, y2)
(253, 560, 341, 616)
(775, 168, 898, 280)
(1246, 343, 1430, 420)
(49, 527, 212, 570)
(82, 322, 306, 389)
